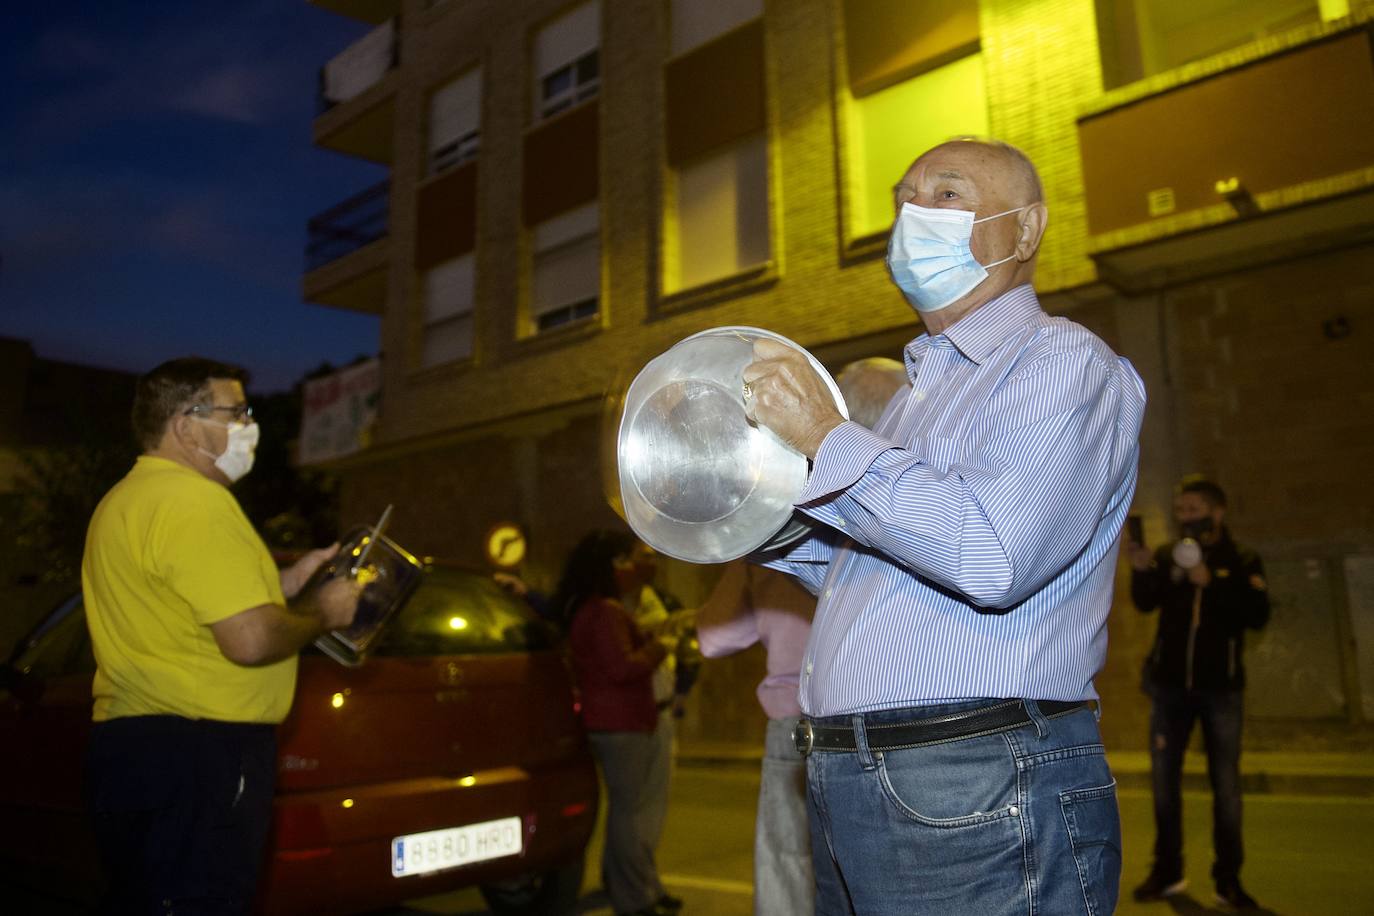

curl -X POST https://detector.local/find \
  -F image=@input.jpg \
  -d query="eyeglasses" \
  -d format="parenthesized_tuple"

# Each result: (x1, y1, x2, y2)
(185, 403, 253, 423)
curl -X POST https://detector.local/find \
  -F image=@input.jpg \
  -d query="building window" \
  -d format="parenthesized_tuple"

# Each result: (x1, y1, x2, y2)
(670, 0, 762, 55)
(534, 1, 600, 121)
(541, 50, 599, 119)
(531, 202, 599, 333)
(846, 54, 988, 238)
(840, 0, 986, 240)
(428, 68, 482, 175)
(1096, 0, 1328, 89)
(663, 2, 768, 294)
(420, 253, 474, 367)
(665, 132, 770, 293)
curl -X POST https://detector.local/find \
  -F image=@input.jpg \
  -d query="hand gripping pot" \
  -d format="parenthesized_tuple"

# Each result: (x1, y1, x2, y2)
(617, 326, 848, 563)
(307, 525, 424, 667)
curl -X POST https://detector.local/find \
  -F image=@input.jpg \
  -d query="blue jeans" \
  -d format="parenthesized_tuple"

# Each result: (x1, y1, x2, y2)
(1146, 686, 1244, 882)
(805, 700, 1120, 916)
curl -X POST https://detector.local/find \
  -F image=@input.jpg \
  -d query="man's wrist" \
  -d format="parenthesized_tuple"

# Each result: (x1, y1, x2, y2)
(289, 589, 334, 632)
(801, 417, 845, 460)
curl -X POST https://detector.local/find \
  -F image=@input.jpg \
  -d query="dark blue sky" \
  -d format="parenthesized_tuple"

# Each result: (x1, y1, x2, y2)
(1, 1, 386, 393)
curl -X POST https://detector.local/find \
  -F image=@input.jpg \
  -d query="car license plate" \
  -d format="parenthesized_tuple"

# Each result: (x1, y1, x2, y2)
(391, 816, 522, 878)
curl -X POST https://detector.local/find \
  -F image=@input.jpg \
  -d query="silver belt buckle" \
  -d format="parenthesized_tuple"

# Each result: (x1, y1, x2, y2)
(792, 719, 814, 756)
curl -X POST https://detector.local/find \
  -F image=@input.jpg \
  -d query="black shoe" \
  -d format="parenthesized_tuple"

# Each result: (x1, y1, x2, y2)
(619, 905, 676, 916)
(1215, 878, 1258, 909)
(657, 893, 684, 911)
(1132, 871, 1188, 901)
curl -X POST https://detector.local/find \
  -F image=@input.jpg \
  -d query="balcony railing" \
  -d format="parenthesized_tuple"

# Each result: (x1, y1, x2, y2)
(317, 17, 399, 114)
(305, 180, 389, 272)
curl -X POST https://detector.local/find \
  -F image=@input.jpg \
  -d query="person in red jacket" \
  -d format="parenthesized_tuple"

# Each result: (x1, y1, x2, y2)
(554, 530, 679, 916)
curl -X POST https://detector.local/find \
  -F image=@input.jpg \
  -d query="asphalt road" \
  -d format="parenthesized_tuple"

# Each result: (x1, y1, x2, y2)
(392, 762, 1374, 916)
(12, 762, 1371, 914)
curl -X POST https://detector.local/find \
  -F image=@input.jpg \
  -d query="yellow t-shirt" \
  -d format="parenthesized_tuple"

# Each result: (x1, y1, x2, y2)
(82, 455, 295, 723)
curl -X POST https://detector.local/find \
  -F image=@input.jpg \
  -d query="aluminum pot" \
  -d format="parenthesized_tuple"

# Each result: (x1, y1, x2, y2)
(617, 326, 847, 563)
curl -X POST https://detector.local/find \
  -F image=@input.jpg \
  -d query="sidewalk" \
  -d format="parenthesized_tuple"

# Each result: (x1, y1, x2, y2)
(677, 741, 1374, 796)
(1107, 749, 1374, 796)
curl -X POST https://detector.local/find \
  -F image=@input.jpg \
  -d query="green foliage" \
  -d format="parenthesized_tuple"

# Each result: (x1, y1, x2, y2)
(5, 370, 349, 587)
(12, 440, 136, 587)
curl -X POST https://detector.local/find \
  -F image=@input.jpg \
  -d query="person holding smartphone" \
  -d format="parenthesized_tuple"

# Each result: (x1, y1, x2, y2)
(1127, 475, 1271, 909)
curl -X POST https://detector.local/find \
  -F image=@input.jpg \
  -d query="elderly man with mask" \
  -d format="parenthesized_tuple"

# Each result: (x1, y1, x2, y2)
(742, 138, 1146, 915)
(82, 357, 361, 915)
(696, 357, 908, 916)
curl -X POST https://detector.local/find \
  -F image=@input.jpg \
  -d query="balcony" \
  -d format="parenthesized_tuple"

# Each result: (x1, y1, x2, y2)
(314, 17, 399, 163)
(303, 181, 390, 314)
(1077, 20, 1374, 293)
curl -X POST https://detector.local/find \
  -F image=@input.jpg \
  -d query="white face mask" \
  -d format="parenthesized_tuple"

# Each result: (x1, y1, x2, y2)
(885, 203, 1026, 313)
(194, 419, 259, 482)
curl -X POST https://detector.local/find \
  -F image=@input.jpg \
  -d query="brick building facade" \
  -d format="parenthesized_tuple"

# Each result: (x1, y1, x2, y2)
(304, 0, 1374, 750)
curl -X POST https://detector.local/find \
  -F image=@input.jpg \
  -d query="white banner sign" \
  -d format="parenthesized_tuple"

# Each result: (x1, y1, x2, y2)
(299, 358, 381, 465)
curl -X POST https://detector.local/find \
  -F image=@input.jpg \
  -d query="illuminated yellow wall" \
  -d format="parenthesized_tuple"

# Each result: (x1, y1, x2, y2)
(1134, 0, 1319, 76)
(846, 52, 989, 238)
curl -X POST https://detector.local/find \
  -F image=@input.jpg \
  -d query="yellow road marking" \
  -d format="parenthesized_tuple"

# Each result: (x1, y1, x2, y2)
(661, 873, 753, 895)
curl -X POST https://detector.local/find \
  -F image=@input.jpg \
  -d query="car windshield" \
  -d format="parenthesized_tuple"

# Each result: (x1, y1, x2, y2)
(372, 567, 557, 657)
(6, 595, 93, 680)
(6, 569, 557, 676)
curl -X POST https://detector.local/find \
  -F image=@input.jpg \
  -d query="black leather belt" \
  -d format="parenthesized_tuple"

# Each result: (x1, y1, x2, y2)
(793, 699, 1089, 756)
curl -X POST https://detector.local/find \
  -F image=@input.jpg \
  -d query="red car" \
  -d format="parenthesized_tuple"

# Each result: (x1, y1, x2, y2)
(0, 564, 598, 915)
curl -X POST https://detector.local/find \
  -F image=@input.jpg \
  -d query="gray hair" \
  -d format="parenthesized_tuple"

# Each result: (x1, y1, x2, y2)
(836, 357, 909, 429)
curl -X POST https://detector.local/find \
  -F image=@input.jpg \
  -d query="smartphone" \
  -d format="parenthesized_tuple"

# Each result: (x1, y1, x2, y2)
(1126, 514, 1144, 547)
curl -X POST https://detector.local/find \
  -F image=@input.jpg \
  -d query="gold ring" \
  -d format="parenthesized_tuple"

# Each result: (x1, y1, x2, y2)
(742, 383, 753, 400)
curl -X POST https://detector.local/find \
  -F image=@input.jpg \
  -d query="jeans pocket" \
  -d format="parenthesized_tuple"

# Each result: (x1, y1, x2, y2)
(875, 747, 1018, 827)
(1058, 781, 1122, 916)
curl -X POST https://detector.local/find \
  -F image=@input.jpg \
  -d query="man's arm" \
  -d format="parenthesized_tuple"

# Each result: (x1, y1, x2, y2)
(211, 576, 360, 666)
(755, 527, 838, 595)
(1240, 552, 1271, 630)
(279, 543, 340, 599)
(1209, 548, 1270, 631)
(696, 562, 760, 658)
(1129, 545, 1169, 613)
(798, 350, 1140, 609)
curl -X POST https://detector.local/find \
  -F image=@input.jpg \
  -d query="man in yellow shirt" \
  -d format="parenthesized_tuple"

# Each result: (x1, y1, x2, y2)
(82, 357, 360, 915)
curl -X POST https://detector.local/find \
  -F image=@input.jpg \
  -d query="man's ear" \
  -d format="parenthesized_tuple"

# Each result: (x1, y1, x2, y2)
(168, 412, 200, 451)
(1016, 202, 1048, 261)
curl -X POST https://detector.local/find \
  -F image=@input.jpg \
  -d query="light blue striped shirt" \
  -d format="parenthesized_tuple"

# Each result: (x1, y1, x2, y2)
(765, 284, 1146, 717)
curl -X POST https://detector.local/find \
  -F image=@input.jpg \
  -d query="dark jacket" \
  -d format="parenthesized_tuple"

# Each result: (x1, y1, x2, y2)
(1131, 528, 1270, 692)
(567, 596, 667, 732)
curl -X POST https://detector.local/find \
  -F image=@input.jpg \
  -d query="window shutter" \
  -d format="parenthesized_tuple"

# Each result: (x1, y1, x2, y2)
(429, 68, 482, 173)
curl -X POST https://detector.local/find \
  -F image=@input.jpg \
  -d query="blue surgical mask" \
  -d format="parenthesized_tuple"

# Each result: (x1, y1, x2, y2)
(886, 202, 1025, 313)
